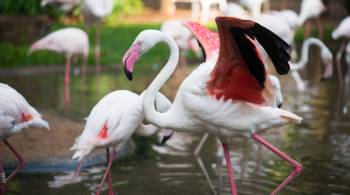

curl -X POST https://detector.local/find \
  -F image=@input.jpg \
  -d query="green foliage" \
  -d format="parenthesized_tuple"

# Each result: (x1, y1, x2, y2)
(106, 0, 144, 25)
(1, 0, 44, 15)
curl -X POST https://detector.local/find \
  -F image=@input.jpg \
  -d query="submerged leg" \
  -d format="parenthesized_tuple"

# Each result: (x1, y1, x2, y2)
(193, 134, 216, 195)
(106, 148, 115, 195)
(96, 148, 115, 195)
(75, 161, 82, 177)
(221, 142, 238, 195)
(4, 140, 25, 182)
(252, 133, 302, 195)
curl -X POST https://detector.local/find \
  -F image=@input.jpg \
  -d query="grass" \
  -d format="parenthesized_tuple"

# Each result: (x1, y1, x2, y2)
(0, 21, 335, 69)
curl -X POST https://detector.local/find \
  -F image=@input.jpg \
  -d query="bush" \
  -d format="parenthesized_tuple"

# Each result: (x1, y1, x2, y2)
(0, 0, 61, 17)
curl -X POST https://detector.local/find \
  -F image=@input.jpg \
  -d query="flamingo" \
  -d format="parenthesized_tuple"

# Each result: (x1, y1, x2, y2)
(29, 27, 89, 85)
(123, 17, 303, 195)
(82, 0, 114, 73)
(299, 0, 326, 39)
(289, 37, 333, 91)
(332, 16, 350, 86)
(0, 83, 49, 193)
(160, 20, 202, 68)
(239, 0, 269, 17)
(41, 0, 81, 13)
(71, 90, 173, 195)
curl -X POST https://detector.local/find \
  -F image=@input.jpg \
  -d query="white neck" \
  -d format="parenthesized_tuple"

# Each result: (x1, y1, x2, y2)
(142, 34, 179, 128)
(291, 38, 325, 70)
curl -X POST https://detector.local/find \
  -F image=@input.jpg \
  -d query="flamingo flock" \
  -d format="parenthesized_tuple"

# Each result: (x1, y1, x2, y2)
(2, 0, 350, 195)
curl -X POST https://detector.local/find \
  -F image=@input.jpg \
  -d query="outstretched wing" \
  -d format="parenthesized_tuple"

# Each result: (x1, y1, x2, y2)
(207, 16, 290, 105)
(183, 21, 220, 61)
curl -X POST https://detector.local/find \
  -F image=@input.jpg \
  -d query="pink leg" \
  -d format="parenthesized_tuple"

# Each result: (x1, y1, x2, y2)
(4, 140, 25, 182)
(95, 24, 101, 75)
(222, 143, 238, 195)
(65, 55, 71, 85)
(75, 161, 82, 177)
(252, 133, 302, 195)
(317, 17, 324, 39)
(96, 148, 115, 195)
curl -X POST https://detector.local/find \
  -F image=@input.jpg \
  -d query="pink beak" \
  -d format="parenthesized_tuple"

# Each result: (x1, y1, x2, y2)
(122, 43, 141, 81)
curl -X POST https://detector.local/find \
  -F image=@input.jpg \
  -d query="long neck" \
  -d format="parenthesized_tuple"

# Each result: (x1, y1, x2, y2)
(142, 35, 179, 128)
(291, 38, 323, 70)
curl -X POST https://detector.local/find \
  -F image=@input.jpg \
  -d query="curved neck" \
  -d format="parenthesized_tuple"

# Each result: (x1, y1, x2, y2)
(142, 35, 179, 128)
(291, 38, 324, 70)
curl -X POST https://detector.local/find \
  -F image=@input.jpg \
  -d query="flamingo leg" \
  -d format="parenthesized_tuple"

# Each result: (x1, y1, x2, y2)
(221, 142, 237, 195)
(96, 147, 115, 195)
(336, 42, 346, 88)
(317, 16, 324, 39)
(252, 133, 302, 195)
(304, 21, 311, 38)
(95, 23, 101, 75)
(65, 54, 71, 85)
(3, 140, 25, 183)
(75, 161, 82, 177)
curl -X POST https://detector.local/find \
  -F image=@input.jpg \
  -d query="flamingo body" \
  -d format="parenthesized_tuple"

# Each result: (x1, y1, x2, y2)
(29, 27, 89, 57)
(332, 16, 350, 40)
(299, 0, 326, 25)
(83, 0, 114, 23)
(71, 90, 171, 161)
(0, 83, 49, 139)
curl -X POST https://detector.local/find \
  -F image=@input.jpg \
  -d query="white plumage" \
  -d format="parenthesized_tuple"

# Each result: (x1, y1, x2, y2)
(332, 16, 350, 40)
(0, 83, 49, 139)
(298, 0, 326, 25)
(71, 90, 171, 161)
(29, 27, 89, 57)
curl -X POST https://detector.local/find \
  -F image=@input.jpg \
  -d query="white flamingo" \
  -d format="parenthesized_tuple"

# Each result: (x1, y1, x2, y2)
(239, 0, 269, 17)
(299, 0, 326, 38)
(0, 83, 49, 193)
(122, 17, 303, 195)
(29, 27, 89, 85)
(289, 37, 333, 91)
(83, 0, 114, 73)
(332, 16, 350, 86)
(71, 90, 172, 195)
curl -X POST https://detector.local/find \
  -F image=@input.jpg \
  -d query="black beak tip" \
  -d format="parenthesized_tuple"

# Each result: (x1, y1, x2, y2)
(123, 67, 133, 81)
(277, 103, 283, 108)
(159, 135, 173, 145)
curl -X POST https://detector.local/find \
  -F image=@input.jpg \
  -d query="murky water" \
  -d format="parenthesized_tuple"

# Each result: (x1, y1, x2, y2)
(1, 59, 350, 195)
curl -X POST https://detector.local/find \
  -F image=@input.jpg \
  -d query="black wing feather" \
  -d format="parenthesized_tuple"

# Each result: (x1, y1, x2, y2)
(245, 23, 291, 75)
(230, 26, 265, 88)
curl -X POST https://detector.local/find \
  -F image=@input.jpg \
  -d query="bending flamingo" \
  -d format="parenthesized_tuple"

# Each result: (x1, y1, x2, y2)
(83, 0, 114, 73)
(123, 17, 303, 195)
(29, 27, 89, 85)
(289, 37, 333, 91)
(0, 83, 49, 193)
(71, 90, 172, 195)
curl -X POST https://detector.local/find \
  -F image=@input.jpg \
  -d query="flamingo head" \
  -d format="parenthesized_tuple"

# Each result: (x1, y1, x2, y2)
(320, 47, 334, 80)
(25, 107, 50, 130)
(159, 129, 174, 145)
(122, 30, 166, 81)
(268, 75, 283, 108)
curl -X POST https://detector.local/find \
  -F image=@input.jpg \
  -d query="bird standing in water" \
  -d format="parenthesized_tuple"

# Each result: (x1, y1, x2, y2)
(71, 90, 173, 195)
(122, 17, 303, 195)
(0, 83, 49, 194)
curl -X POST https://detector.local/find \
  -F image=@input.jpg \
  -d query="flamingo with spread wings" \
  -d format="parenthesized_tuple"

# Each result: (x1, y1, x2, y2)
(122, 17, 303, 195)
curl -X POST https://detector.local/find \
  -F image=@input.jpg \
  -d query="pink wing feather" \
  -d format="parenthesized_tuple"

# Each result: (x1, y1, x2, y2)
(183, 21, 219, 61)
